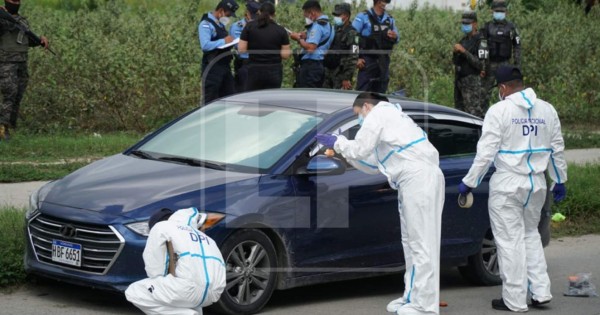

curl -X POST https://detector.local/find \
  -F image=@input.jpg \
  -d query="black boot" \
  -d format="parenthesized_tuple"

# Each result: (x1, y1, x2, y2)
(531, 298, 551, 307)
(491, 298, 511, 311)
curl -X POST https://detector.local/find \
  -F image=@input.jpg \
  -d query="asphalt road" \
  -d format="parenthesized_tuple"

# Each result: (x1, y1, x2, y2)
(1, 235, 599, 315)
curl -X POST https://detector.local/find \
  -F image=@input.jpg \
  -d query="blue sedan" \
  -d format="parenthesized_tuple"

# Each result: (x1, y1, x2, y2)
(24, 89, 550, 315)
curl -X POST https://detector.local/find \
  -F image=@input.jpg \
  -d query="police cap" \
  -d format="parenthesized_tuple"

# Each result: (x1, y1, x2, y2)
(246, 1, 261, 17)
(217, 0, 239, 17)
(302, 0, 322, 11)
(492, 0, 507, 12)
(461, 11, 477, 23)
(333, 3, 351, 16)
(495, 65, 523, 85)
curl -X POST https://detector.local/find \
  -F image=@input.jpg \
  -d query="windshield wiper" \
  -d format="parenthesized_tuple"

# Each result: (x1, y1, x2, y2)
(130, 150, 155, 160)
(158, 156, 226, 170)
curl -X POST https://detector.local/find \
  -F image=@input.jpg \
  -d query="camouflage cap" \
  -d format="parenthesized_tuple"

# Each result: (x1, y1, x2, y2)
(461, 11, 477, 23)
(333, 3, 351, 16)
(492, 0, 507, 12)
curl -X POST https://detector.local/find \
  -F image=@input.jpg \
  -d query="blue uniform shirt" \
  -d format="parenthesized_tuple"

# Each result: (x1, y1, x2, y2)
(199, 12, 227, 52)
(352, 9, 400, 43)
(230, 19, 249, 59)
(302, 15, 334, 61)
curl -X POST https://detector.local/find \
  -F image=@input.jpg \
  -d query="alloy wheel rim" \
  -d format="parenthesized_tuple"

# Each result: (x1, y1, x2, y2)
(225, 240, 271, 305)
(481, 235, 500, 276)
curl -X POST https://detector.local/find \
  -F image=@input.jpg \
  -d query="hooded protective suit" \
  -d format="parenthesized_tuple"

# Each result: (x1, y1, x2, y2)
(462, 88, 567, 312)
(125, 207, 226, 315)
(334, 101, 445, 315)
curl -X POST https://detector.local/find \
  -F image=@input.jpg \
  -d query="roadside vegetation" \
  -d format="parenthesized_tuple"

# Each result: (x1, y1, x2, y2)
(0, 132, 141, 182)
(0, 208, 27, 288)
(16, 0, 600, 133)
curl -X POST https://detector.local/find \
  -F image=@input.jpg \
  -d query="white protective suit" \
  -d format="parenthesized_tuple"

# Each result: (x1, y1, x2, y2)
(334, 101, 445, 315)
(125, 207, 226, 315)
(462, 88, 567, 312)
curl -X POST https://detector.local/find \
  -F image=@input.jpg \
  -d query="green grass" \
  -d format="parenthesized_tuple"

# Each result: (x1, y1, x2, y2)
(551, 164, 600, 237)
(0, 132, 141, 162)
(563, 130, 600, 150)
(0, 132, 141, 183)
(0, 208, 27, 287)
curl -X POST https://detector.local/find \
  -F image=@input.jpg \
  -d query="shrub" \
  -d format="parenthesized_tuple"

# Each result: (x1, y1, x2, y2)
(18, 0, 600, 132)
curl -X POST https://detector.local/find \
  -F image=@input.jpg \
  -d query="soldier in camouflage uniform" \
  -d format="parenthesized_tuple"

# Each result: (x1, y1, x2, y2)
(0, 0, 48, 140)
(453, 11, 488, 118)
(323, 3, 358, 90)
(480, 0, 521, 112)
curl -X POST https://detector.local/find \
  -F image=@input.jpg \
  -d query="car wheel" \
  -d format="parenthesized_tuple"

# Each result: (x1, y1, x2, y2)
(459, 230, 502, 286)
(213, 229, 278, 315)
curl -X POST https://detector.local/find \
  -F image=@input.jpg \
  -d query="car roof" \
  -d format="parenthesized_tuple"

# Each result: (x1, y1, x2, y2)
(221, 88, 479, 120)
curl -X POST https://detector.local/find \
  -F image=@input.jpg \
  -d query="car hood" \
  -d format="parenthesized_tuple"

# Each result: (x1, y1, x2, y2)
(42, 154, 260, 215)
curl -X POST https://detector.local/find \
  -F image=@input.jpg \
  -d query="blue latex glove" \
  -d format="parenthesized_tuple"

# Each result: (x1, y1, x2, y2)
(458, 182, 472, 195)
(315, 134, 337, 148)
(552, 183, 566, 203)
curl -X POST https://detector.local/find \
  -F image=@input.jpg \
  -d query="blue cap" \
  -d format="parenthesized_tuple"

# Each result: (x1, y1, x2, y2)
(246, 1, 261, 17)
(217, 0, 239, 17)
(495, 65, 523, 85)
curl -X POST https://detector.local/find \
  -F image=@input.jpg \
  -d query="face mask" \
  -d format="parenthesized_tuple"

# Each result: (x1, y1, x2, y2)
(358, 114, 364, 126)
(305, 17, 313, 25)
(5, 1, 20, 14)
(219, 16, 231, 25)
(333, 16, 343, 26)
(493, 12, 506, 21)
(498, 86, 505, 101)
(461, 24, 472, 34)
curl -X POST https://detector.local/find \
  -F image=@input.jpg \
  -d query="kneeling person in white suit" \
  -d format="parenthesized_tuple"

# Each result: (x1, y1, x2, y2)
(125, 207, 226, 315)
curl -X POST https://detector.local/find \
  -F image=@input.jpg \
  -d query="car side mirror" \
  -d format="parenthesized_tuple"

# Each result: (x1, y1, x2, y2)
(197, 213, 208, 229)
(306, 155, 346, 175)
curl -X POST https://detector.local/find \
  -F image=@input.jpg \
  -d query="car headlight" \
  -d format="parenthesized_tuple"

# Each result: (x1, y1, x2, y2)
(126, 212, 225, 237)
(126, 221, 151, 236)
(26, 188, 40, 220)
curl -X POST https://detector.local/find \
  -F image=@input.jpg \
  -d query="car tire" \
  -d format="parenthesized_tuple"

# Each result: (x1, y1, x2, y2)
(458, 230, 502, 286)
(213, 229, 278, 315)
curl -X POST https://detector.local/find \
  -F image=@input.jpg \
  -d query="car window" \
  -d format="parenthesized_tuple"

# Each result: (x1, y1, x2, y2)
(138, 102, 323, 172)
(415, 120, 481, 157)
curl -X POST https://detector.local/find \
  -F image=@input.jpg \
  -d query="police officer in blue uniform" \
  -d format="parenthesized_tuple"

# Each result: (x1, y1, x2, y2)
(199, 0, 238, 104)
(289, 0, 334, 88)
(230, 1, 260, 93)
(352, 0, 399, 93)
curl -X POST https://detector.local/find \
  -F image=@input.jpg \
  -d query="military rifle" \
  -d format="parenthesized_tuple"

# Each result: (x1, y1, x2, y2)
(0, 9, 56, 56)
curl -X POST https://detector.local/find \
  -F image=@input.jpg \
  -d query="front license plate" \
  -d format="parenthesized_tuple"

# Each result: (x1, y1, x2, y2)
(52, 240, 82, 267)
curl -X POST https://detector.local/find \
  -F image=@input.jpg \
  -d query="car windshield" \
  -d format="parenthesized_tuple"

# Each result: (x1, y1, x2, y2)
(137, 102, 323, 172)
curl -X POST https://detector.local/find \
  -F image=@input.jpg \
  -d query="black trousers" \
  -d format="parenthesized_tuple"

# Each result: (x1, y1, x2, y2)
(296, 60, 324, 88)
(246, 64, 283, 91)
(201, 62, 235, 104)
(234, 58, 249, 93)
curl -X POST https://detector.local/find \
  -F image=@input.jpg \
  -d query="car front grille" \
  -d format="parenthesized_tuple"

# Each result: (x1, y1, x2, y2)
(28, 214, 125, 275)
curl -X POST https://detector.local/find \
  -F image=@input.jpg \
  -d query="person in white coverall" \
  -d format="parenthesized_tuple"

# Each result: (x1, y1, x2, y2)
(316, 92, 445, 315)
(458, 65, 567, 312)
(125, 207, 226, 315)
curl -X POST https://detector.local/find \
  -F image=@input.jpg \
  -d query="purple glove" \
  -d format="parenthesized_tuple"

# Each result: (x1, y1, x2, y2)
(552, 183, 566, 203)
(458, 182, 472, 195)
(315, 134, 337, 148)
